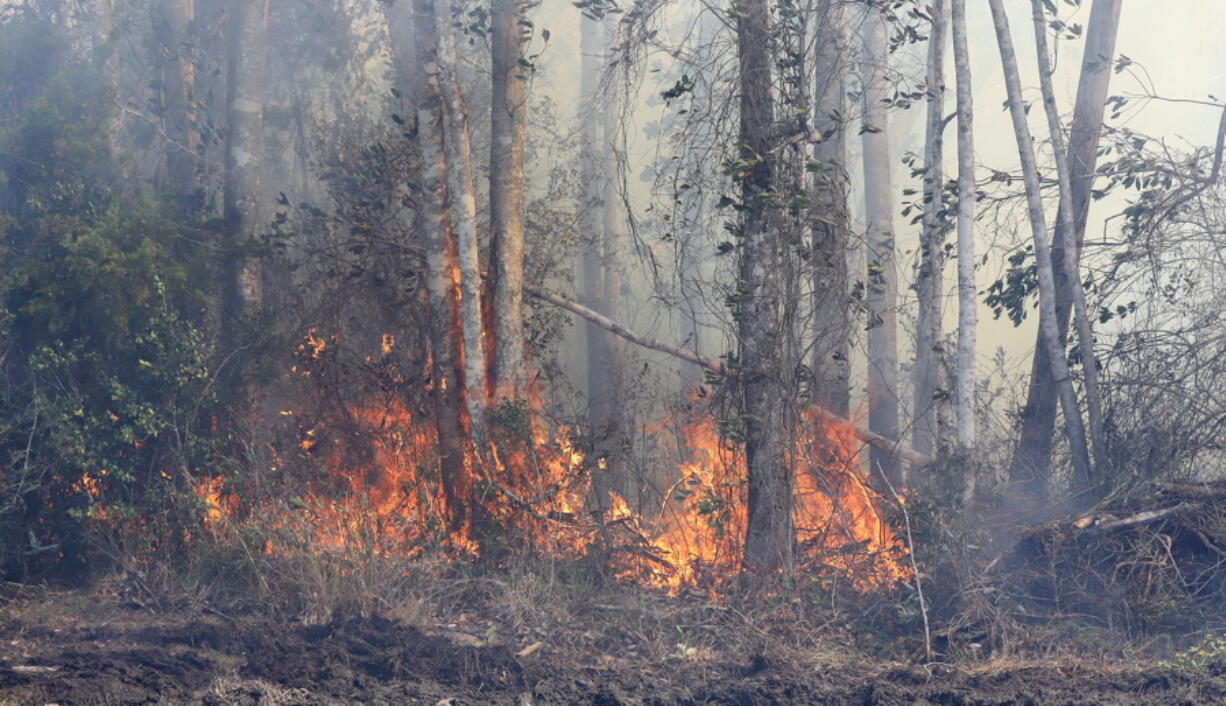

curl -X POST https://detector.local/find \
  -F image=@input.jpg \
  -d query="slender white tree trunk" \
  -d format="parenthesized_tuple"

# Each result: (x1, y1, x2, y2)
(987, 0, 1093, 491)
(913, 0, 948, 459)
(1009, 0, 1122, 489)
(859, 4, 901, 486)
(950, 0, 977, 455)
(1029, 0, 1108, 485)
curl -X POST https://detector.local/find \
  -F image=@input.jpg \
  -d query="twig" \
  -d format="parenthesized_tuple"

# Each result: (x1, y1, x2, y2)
(878, 473, 931, 662)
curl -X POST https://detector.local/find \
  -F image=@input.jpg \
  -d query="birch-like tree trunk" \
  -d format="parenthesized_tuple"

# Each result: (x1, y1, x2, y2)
(410, 0, 475, 535)
(489, 0, 529, 403)
(810, 0, 851, 418)
(1009, 0, 1122, 488)
(221, 0, 268, 354)
(987, 0, 1093, 493)
(1028, 0, 1108, 489)
(950, 0, 977, 456)
(859, 4, 901, 486)
(737, 0, 793, 574)
(433, 0, 490, 451)
(913, 0, 948, 459)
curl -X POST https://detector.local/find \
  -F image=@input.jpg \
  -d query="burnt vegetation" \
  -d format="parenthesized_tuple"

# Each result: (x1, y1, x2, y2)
(0, 0, 1225, 702)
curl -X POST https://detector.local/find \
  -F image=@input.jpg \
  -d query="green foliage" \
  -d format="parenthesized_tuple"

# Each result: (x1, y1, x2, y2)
(489, 398, 534, 442)
(0, 12, 222, 579)
(1161, 633, 1226, 670)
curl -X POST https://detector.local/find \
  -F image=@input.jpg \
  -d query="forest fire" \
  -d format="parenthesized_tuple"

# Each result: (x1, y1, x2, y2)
(196, 332, 911, 594)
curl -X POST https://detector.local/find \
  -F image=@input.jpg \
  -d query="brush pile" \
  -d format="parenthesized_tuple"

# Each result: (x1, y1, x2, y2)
(1000, 480, 1226, 632)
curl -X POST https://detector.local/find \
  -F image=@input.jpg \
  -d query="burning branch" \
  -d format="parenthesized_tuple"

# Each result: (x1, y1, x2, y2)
(524, 286, 931, 468)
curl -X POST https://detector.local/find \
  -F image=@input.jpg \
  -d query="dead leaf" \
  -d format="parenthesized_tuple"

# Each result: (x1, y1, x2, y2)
(516, 641, 544, 658)
(11, 665, 60, 675)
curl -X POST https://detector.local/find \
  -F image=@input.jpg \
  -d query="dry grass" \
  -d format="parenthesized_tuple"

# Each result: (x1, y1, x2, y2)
(205, 674, 323, 705)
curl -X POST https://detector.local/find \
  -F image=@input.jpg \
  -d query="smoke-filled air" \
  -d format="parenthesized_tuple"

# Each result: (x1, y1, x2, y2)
(1, 0, 1225, 702)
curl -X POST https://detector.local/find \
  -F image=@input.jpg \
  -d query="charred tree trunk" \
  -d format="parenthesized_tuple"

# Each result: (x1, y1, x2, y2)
(1009, 0, 1122, 490)
(433, 0, 490, 451)
(913, 0, 948, 460)
(737, 0, 793, 574)
(411, 0, 475, 535)
(859, 4, 901, 486)
(489, 0, 529, 404)
(810, 0, 851, 418)
(987, 0, 1093, 495)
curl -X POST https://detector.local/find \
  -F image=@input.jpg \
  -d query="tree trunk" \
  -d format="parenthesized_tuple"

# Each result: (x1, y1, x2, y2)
(599, 19, 627, 493)
(1008, 0, 1122, 488)
(810, 0, 851, 418)
(859, 4, 901, 486)
(161, 0, 198, 197)
(221, 0, 268, 356)
(579, 12, 624, 505)
(1028, 0, 1108, 492)
(737, 0, 793, 574)
(987, 0, 1093, 494)
(410, 0, 475, 536)
(950, 0, 977, 461)
(433, 0, 490, 452)
(913, 0, 948, 460)
(98, 0, 122, 163)
(489, 0, 529, 404)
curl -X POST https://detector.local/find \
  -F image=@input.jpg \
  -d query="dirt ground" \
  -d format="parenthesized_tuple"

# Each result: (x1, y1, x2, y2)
(2, 591, 1225, 705)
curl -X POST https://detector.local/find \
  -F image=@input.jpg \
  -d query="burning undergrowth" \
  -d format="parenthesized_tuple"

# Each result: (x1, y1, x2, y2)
(194, 329, 911, 598)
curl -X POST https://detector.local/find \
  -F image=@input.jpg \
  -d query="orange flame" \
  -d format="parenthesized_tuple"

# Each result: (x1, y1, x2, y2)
(198, 331, 911, 593)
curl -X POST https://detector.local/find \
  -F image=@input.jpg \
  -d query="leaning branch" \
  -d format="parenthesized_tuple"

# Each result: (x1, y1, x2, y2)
(524, 286, 931, 468)
(525, 285, 729, 376)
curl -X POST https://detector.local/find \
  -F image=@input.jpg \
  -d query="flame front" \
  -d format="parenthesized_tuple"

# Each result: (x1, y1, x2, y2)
(199, 331, 911, 594)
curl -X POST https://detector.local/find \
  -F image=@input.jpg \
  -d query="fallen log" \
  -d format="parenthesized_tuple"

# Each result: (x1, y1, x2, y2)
(524, 285, 931, 469)
(1152, 480, 1226, 500)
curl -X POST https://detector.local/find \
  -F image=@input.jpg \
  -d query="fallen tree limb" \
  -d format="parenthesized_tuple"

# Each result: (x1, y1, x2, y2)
(1153, 480, 1226, 500)
(524, 285, 931, 468)
(1074, 501, 1197, 535)
(525, 285, 728, 376)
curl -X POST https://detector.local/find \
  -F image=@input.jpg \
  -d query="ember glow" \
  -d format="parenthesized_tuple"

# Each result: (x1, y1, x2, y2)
(198, 332, 911, 594)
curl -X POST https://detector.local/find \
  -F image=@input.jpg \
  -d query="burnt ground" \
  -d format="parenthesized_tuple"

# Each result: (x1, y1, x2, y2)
(2, 591, 1226, 705)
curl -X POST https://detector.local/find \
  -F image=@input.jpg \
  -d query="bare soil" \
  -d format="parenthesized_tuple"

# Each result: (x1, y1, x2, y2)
(2, 591, 1225, 705)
